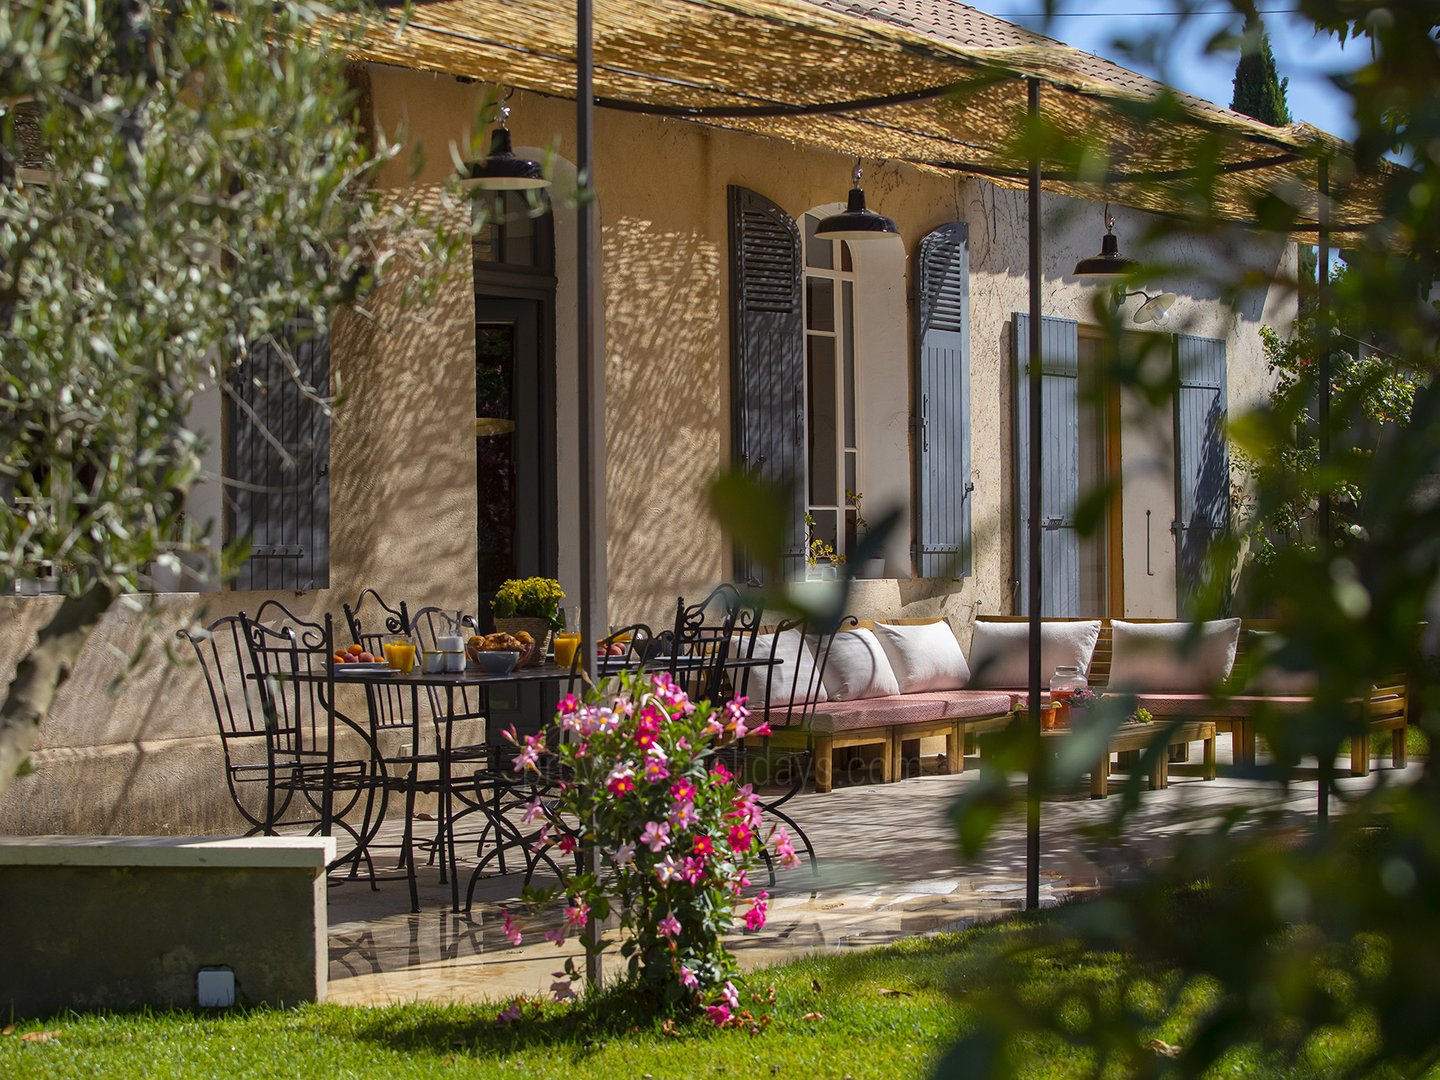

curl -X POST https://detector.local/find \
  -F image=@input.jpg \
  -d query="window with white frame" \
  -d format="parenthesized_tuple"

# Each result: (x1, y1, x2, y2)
(802, 212, 859, 562)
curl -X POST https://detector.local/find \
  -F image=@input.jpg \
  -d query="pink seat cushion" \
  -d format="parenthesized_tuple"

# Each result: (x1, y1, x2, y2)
(810, 691, 1014, 734)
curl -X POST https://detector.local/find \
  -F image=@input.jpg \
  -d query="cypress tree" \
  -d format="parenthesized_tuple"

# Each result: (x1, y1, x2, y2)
(1230, 14, 1291, 126)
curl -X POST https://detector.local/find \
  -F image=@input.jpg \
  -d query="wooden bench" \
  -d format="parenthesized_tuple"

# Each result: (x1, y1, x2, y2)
(976, 615, 1410, 776)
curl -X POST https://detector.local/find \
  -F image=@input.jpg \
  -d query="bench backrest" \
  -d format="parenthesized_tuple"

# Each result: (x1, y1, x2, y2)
(973, 615, 1280, 689)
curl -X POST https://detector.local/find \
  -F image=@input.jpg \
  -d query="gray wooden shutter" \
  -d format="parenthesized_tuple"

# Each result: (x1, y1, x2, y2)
(728, 185, 805, 583)
(912, 223, 972, 578)
(1174, 333, 1228, 614)
(227, 316, 331, 592)
(1013, 313, 1081, 616)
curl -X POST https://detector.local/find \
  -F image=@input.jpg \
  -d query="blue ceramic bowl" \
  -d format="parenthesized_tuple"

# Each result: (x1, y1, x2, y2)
(472, 649, 520, 676)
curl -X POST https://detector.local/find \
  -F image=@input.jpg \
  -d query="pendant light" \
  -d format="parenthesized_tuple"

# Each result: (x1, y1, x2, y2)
(814, 158, 898, 241)
(459, 88, 549, 191)
(1073, 203, 1139, 279)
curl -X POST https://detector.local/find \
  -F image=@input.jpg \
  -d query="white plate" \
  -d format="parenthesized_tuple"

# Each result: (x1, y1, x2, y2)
(332, 662, 395, 674)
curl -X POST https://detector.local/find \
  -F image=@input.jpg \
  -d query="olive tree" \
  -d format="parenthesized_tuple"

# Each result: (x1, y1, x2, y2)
(0, 0, 465, 799)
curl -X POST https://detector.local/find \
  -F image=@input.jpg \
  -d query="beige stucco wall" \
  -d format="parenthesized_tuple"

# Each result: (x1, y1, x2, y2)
(0, 63, 1296, 835)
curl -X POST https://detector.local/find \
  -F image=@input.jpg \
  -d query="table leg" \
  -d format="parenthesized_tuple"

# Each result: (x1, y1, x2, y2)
(943, 727, 959, 776)
(1150, 751, 1168, 791)
(1393, 727, 1408, 768)
(1233, 721, 1256, 767)
(1203, 733, 1216, 779)
(1090, 753, 1109, 799)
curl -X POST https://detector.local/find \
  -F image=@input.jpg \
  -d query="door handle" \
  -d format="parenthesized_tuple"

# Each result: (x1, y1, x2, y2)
(1146, 509, 1155, 576)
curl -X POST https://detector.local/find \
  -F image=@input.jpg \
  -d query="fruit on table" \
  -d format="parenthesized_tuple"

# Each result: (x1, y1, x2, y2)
(466, 631, 531, 660)
(347, 644, 363, 656)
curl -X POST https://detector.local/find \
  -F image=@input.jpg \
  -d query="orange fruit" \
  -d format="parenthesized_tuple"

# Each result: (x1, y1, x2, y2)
(347, 644, 363, 655)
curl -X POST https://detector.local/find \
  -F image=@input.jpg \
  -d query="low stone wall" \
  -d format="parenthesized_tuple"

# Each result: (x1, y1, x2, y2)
(0, 836, 333, 1017)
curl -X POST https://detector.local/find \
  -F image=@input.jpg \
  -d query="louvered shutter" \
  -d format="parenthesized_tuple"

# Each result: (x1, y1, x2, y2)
(1174, 333, 1228, 614)
(912, 223, 972, 578)
(1013, 313, 1081, 616)
(227, 316, 331, 591)
(728, 186, 806, 583)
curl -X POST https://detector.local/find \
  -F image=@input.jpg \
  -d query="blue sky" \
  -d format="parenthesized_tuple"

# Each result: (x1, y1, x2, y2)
(965, 2, 1365, 141)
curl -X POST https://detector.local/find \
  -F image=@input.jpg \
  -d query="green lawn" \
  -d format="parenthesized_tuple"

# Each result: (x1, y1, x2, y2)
(1, 909, 1425, 1080)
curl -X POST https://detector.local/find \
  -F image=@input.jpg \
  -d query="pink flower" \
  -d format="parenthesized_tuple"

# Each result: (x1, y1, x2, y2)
(773, 827, 800, 869)
(640, 820, 671, 852)
(658, 913, 681, 938)
(722, 980, 741, 1009)
(668, 800, 698, 832)
(656, 854, 682, 884)
(670, 779, 697, 804)
(511, 731, 546, 773)
(709, 760, 734, 784)
(502, 910, 523, 946)
(521, 796, 546, 824)
(744, 891, 769, 932)
(612, 841, 636, 868)
(641, 751, 670, 784)
(545, 926, 567, 947)
(682, 856, 706, 885)
(749, 720, 772, 737)
(550, 976, 577, 1002)
(557, 833, 578, 856)
(731, 869, 752, 895)
(565, 901, 590, 930)
(692, 835, 714, 859)
(707, 1004, 731, 1026)
(727, 823, 753, 852)
(679, 966, 698, 989)
(558, 693, 581, 716)
(496, 998, 524, 1024)
(606, 765, 636, 797)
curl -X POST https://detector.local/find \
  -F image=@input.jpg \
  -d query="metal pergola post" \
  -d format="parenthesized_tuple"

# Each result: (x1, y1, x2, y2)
(576, 0, 603, 986)
(1316, 156, 1331, 827)
(1025, 76, 1043, 912)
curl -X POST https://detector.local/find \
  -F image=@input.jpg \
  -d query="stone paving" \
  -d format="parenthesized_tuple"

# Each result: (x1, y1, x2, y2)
(324, 745, 1416, 1007)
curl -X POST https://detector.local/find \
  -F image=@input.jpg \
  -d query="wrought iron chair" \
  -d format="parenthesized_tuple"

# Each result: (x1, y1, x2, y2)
(664, 583, 761, 706)
(184, 608, 378, 878)
(721, 614, 844, 883)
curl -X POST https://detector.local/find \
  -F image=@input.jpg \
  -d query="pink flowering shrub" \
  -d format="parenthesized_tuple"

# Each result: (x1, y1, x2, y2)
(504, 670, 792, 1008)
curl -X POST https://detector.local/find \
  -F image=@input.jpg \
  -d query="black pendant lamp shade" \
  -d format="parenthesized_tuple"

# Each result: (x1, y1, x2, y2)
(459, 94, 549, 191)
(815, 160, 898, 241)
(1073, 204, 1140, 279)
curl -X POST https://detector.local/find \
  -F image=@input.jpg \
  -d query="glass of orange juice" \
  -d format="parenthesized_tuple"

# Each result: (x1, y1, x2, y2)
(553, 631, 582, 670)
(383, 635, 416, 673)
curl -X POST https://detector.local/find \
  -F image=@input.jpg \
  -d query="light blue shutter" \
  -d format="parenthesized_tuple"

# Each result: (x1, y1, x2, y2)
(1013, 313, 1080, 616)
(912, 223, 972, 578)
(728, 186, 806, 583)
(1174, 333, 1228, 614)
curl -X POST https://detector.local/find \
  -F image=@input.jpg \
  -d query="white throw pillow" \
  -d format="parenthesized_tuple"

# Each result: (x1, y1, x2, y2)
(872, 621, 970, 694)
(745, 629, 827, 707)
(1109, 618, 1242, 693)
(820, 628, 901, 701)
(967, 620, 1101, 689)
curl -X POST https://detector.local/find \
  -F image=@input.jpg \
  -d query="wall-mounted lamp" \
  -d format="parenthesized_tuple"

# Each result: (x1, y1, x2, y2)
(1073, 203, 1139, 279)
(814, 158, 898, 242)
(1125, 290, 1178, 325)
(459, 88, 549, 191)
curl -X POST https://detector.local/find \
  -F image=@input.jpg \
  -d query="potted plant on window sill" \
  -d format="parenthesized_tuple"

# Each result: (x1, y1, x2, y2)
(848, 490, 887, 579)
(491, 576, 565, 663)
(803, 514, 844, 582)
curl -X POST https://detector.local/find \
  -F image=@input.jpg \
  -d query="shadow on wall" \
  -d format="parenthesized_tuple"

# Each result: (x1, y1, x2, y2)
(602, 215, 726, 626)
(0, 187, 480, 836)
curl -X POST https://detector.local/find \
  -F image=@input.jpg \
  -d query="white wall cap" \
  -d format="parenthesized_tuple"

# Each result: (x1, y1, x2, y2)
(0, 835, 336, 869)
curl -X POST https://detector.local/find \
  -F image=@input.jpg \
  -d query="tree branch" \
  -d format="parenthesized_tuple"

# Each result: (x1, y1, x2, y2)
(0, 581, 117, 804)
